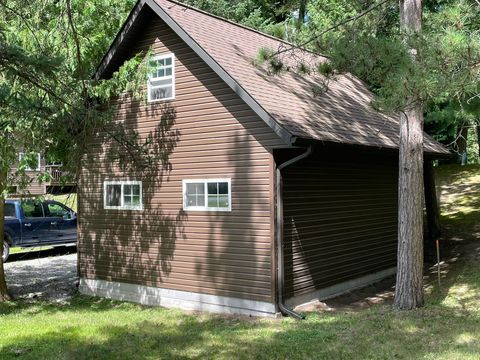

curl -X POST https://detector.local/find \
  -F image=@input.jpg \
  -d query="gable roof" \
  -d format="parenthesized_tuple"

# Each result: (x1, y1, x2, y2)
(95, 0, 449, 155)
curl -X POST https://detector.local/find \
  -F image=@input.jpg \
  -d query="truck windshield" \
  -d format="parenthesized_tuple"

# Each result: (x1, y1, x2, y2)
(4, 203, 16, 218)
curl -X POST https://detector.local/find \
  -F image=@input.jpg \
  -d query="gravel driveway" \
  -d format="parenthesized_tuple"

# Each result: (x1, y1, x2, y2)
(4, 250, 78, 302)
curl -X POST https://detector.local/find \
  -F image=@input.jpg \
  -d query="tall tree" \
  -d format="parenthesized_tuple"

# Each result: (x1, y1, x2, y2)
(0, 0, 146, 301)
(394, 0, 424, 310)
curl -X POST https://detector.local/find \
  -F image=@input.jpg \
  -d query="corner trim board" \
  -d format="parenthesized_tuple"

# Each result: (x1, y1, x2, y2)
(79, 278, 277, 317)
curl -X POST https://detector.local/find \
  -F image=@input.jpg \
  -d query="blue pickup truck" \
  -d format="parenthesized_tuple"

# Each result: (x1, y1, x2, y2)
(3, 199, 77, 262)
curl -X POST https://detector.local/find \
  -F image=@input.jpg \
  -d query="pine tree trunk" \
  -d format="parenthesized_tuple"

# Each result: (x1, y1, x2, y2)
(297, 0, 307, 28)
(476, 120, 480, 161)
(457, 123, 468, 164)
(394, 0, 424, 310)
(0, 170, 11, 300)
(395, 108, 425, 309)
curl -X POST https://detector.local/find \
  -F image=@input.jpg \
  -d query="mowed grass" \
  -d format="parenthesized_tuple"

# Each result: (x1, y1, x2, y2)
(436, 164, 480, 230)
(47, 193, 78, 212)
(0, 166, 479, 360)
(9, 246, 53, 256)
(0, 280, 479, 360)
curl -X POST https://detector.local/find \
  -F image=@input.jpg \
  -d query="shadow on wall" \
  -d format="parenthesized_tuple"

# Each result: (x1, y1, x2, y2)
(183, 51, 276, 301)
(276, 147, 399, 300)
(79, 100, 186, 286)
(170, 38, 277, 302)
(194, 129, 271, 302)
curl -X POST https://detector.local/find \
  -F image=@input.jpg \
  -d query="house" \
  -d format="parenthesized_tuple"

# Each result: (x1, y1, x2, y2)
(9, 153, 47, 196)
(78, 0, 449, 317)
(8, 153, 75, 196)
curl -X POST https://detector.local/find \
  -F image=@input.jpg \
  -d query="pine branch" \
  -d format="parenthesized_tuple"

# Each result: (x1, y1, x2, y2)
(271, 0, 393, 57)
(0, 0, 43, 50)
(65, 0, 87, 99)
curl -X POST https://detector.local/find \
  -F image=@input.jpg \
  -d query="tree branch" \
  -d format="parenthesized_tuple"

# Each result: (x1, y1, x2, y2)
(65, 0, 87, 99)
(0, 0, 43, 50)
(272, 0, 393, 57)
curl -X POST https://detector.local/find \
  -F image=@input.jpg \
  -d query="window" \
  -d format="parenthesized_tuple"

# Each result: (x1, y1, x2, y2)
(183, 179, 231, 211)
(148, 53, 175, 102)
(104, 181, 143, 210)
(4, 204, 16, 218)
(21, 200, 44, 218)
(45, 202, 73, 219)
(18, 152, 41, 171)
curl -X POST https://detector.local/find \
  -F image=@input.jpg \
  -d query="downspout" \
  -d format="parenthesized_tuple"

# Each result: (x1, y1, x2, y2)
(276, 145, 313, 319)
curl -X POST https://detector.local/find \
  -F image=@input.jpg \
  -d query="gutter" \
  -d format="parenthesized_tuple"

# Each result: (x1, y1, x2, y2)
(276, 145, 313, 320)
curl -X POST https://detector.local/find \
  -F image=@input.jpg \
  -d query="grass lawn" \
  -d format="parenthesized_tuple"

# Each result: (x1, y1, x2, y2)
(0, 165, 479, 360)
(9, 246, 54, 256)
(436, 164, 480, 230)
(47, 193, 78, 212)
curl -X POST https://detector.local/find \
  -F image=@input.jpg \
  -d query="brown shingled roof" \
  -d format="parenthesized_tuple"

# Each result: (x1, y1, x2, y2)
(96, 0, 449, 155)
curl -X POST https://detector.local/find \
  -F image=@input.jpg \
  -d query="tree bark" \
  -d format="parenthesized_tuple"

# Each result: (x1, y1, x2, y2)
(457, 122, 468, 164)
(399, 0, 422, 31)
(0, 170, 11, 301)
(394, 0, 424, 310)
(476, 120, 480, 160)
(395, 107, 425, 309)
(297, 0, 307, 28)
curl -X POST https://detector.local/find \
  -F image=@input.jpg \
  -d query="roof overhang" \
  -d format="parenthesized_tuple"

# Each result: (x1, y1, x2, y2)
(94, 0, 451, 157)
(293, 137, 453, 159)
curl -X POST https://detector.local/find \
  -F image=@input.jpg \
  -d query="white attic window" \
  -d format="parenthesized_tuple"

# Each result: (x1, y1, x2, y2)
(148, 53, 175, 102)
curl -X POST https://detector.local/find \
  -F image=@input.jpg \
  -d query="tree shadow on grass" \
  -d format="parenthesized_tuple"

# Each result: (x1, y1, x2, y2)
(1, 294, 479, 360)
(424, 234, 480, 312)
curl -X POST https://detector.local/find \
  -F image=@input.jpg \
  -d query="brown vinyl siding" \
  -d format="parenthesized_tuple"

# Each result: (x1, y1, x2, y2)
(9, 158, 47, 196)
(8, 180, 45, 195)
(280, 148, 398, 299)
(78, 15, 285, 303)
(23, 179, 46, 195)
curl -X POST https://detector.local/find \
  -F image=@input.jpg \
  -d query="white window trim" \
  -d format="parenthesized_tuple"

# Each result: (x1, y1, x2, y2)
(182, 178, 232, 212)
(147, 53, 175, 103)
(18, 152, 41, 171)
(103, 180, 143, 211)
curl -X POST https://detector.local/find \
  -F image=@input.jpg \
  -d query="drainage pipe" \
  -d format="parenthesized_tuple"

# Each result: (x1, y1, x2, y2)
(276, 145, 313, 319)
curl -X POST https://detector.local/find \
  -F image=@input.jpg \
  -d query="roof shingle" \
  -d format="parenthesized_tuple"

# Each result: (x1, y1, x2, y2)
(99, 0, 450, 155)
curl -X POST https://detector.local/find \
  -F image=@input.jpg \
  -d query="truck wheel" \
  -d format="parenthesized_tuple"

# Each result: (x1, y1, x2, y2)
(2, 240, 9, 263)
